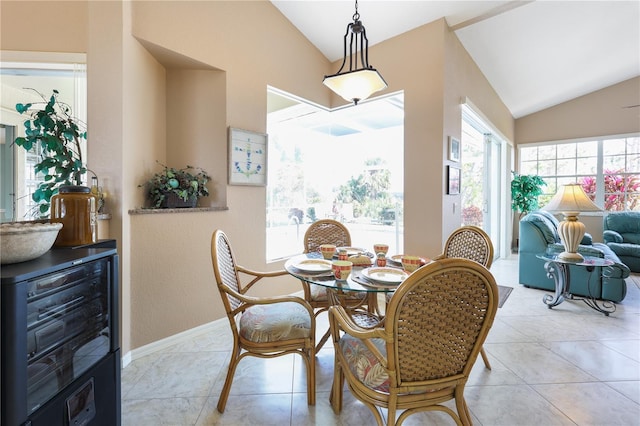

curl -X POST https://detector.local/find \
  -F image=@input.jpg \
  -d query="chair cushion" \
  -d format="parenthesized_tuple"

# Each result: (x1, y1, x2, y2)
(310, 284, 329, 302)
(239, 302, 311, 343)
(338, 334, 389, 393)
(310, 284, 367, 302)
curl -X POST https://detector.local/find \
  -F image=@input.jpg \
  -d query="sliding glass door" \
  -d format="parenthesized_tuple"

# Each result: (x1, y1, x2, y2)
(461, 106, 504, 259)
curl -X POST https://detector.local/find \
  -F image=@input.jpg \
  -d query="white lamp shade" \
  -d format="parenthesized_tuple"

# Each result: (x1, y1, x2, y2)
(544, 183, 601, 214)
(323, 68, 387, 104)
(544, 183, 601, 261)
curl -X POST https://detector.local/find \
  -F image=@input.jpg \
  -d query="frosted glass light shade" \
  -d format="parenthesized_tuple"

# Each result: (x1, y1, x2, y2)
(322, 68, 387, 104)
(544, 183, 601, 261)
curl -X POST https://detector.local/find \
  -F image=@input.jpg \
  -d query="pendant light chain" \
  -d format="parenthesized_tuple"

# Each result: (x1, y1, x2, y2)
(353, 0, 360, 22)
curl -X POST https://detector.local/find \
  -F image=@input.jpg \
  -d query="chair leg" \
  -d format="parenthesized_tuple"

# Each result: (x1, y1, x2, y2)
(329, 356, 344, 414)
(480, 346, 491, 370)
(306, 346, 316, 405)
(217, 346, 241, 413)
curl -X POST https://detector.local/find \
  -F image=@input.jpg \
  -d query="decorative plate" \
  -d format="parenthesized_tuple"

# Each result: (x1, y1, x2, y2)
(388, 255, 429, 266)
(293, 258, 333, 273)
(361, 267, 408, 284)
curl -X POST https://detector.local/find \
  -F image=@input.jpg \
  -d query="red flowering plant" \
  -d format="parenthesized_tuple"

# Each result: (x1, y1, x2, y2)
(579, 169, 640, 211)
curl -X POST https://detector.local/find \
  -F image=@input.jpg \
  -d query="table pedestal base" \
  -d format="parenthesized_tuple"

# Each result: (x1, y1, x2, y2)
(542, 260, 615, 316)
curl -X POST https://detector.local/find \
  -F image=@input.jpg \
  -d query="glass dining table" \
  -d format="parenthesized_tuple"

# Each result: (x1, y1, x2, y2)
(284, 252, 408, 322)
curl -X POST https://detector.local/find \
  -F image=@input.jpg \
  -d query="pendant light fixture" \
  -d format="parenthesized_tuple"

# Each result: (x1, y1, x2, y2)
(322, 0, 387, 105)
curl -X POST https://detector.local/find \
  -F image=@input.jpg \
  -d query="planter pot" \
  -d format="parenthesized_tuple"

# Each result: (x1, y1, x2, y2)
(50, 185, 97, 246)
(161, 192, 197, 208)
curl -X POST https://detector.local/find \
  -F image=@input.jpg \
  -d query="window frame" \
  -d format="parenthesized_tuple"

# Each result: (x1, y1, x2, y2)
(518, 133, 640, 212)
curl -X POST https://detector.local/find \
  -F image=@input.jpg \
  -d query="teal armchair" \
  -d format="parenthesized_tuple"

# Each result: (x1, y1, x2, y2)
(519, 211, 629, 302)
(603, 211, 640, 273)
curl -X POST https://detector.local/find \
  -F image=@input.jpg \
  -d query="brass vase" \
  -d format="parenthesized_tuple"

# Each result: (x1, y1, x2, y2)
(50, 185, 97, 246)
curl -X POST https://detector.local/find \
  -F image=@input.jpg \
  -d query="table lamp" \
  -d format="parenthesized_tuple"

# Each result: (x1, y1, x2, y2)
(543, 183, 601, 261)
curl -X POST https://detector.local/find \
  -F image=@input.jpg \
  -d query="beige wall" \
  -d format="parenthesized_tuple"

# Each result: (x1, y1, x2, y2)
(2, 1, 513, 353)
(515, 77, 640, 144)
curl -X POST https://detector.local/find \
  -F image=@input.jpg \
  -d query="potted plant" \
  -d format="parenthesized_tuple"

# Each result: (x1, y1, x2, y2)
(511, 171, 546, 218)
(13, 89, 87, 216)
(511, 171, 546, 253)
(140, 163, 211, 208)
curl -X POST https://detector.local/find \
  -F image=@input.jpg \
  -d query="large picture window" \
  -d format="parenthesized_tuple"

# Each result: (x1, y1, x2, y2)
(266, 89, 404, 261)
(519, 135, 640, 211)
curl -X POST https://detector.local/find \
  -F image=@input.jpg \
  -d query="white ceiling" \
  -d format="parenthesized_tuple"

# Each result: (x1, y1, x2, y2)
(271, 0, 640, 118)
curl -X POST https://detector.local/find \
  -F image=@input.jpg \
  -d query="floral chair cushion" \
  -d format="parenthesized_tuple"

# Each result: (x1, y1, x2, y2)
(338, 334, 389, 393)
(239, 302, 311, 343)
(310, 284, 367, 303)
(310, 284, 329, 302)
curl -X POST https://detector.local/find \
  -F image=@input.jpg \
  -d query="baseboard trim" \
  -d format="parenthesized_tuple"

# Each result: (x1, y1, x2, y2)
(121, 318, 227, 369)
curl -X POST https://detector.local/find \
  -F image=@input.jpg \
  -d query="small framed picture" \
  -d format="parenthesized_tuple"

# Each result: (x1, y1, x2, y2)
(447, 165, 460, 195)
(448, 136, 460, 162)
(228, 127, 268, 186)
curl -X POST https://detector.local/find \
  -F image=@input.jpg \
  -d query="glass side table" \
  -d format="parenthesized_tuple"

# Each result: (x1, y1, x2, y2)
(536, 253, 616, 316)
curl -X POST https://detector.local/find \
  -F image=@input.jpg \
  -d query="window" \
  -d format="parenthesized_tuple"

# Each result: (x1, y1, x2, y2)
(1, 54, 86, 220)
(266, 89, 404, 261)
(519, 135, 640, 211)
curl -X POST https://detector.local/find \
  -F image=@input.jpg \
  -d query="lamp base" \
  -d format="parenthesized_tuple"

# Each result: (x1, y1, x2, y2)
(557, 251, 584, 262)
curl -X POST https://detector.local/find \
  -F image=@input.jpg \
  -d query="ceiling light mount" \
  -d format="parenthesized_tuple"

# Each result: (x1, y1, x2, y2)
(322, 0, 387, 105)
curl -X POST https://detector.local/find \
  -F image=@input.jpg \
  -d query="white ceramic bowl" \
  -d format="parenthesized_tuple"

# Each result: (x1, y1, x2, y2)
(1, 221, 63, 264)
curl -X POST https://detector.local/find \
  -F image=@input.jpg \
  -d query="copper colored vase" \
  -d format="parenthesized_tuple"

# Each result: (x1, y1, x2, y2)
(50, 185, 97, 246)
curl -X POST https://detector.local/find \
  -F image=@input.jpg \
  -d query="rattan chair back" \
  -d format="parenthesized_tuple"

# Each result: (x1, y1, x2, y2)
(442, 225, 494, 268)
(303, 219, 351, 253)
(212, 230, 242, 315)
(387, 259, 497, 384)
(329, 258, 498, 425)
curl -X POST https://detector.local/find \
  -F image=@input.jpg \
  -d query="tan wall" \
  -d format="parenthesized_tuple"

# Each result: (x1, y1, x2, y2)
(2, 1, 513, 352)
(515, 77, 640, 144)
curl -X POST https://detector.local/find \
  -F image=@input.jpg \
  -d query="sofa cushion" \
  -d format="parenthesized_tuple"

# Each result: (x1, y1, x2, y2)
(523, 213, 559, 244)
(607, 242, 640, 258)
(621, 233, 640, 245)
(604, 212, 640, 236)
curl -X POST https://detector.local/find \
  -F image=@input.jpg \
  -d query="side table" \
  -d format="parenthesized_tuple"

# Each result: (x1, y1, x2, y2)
(536, 254, 616, 316)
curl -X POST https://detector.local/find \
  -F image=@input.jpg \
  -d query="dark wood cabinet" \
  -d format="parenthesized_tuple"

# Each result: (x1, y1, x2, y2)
(1, 244, 120, 426)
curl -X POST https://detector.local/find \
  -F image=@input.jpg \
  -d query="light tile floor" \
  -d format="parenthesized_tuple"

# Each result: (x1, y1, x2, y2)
(122, 256, 640, 425)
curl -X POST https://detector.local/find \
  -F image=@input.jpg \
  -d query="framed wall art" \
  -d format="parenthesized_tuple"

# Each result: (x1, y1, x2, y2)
(228, 127, 268, 186)
(447, 165, 460, 195)
(448, 136, 460, 162)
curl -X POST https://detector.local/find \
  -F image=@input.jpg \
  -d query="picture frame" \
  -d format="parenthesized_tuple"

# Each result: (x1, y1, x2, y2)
(447, 165, 461, 195)
(228, 127, 268, 186)
(448, 136, 461, 162)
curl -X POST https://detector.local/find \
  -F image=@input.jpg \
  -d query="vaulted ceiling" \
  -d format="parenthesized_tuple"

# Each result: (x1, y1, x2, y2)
(271, 0, 640, 118)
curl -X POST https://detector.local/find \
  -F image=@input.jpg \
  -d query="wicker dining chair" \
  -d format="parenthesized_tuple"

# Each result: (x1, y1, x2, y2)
(302, 219, 374, 351)
(435, 225, 494, 369)
(211, 230, 315, 413)
(329, 258, 499, 426)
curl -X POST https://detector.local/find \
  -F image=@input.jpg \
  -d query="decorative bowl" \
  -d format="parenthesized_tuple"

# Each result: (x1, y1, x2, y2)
(1, 221, 63, 264)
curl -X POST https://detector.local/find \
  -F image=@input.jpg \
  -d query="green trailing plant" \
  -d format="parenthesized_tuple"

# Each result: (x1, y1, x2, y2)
(13, 89, 87, 216)
(140, 162, 211, 208)
(511, 172, 546, 217)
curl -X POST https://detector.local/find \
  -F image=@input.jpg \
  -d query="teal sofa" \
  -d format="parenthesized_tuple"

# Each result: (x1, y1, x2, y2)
(603, 211, 640, 273)
(518, 210, 629, 302)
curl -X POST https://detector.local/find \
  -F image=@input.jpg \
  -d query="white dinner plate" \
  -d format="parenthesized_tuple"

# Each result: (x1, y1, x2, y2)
(293, 259, 332, 273)
(388, 254, 430, 266)
(361, 267, 408, 284)
(336, 247, 367, 257)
